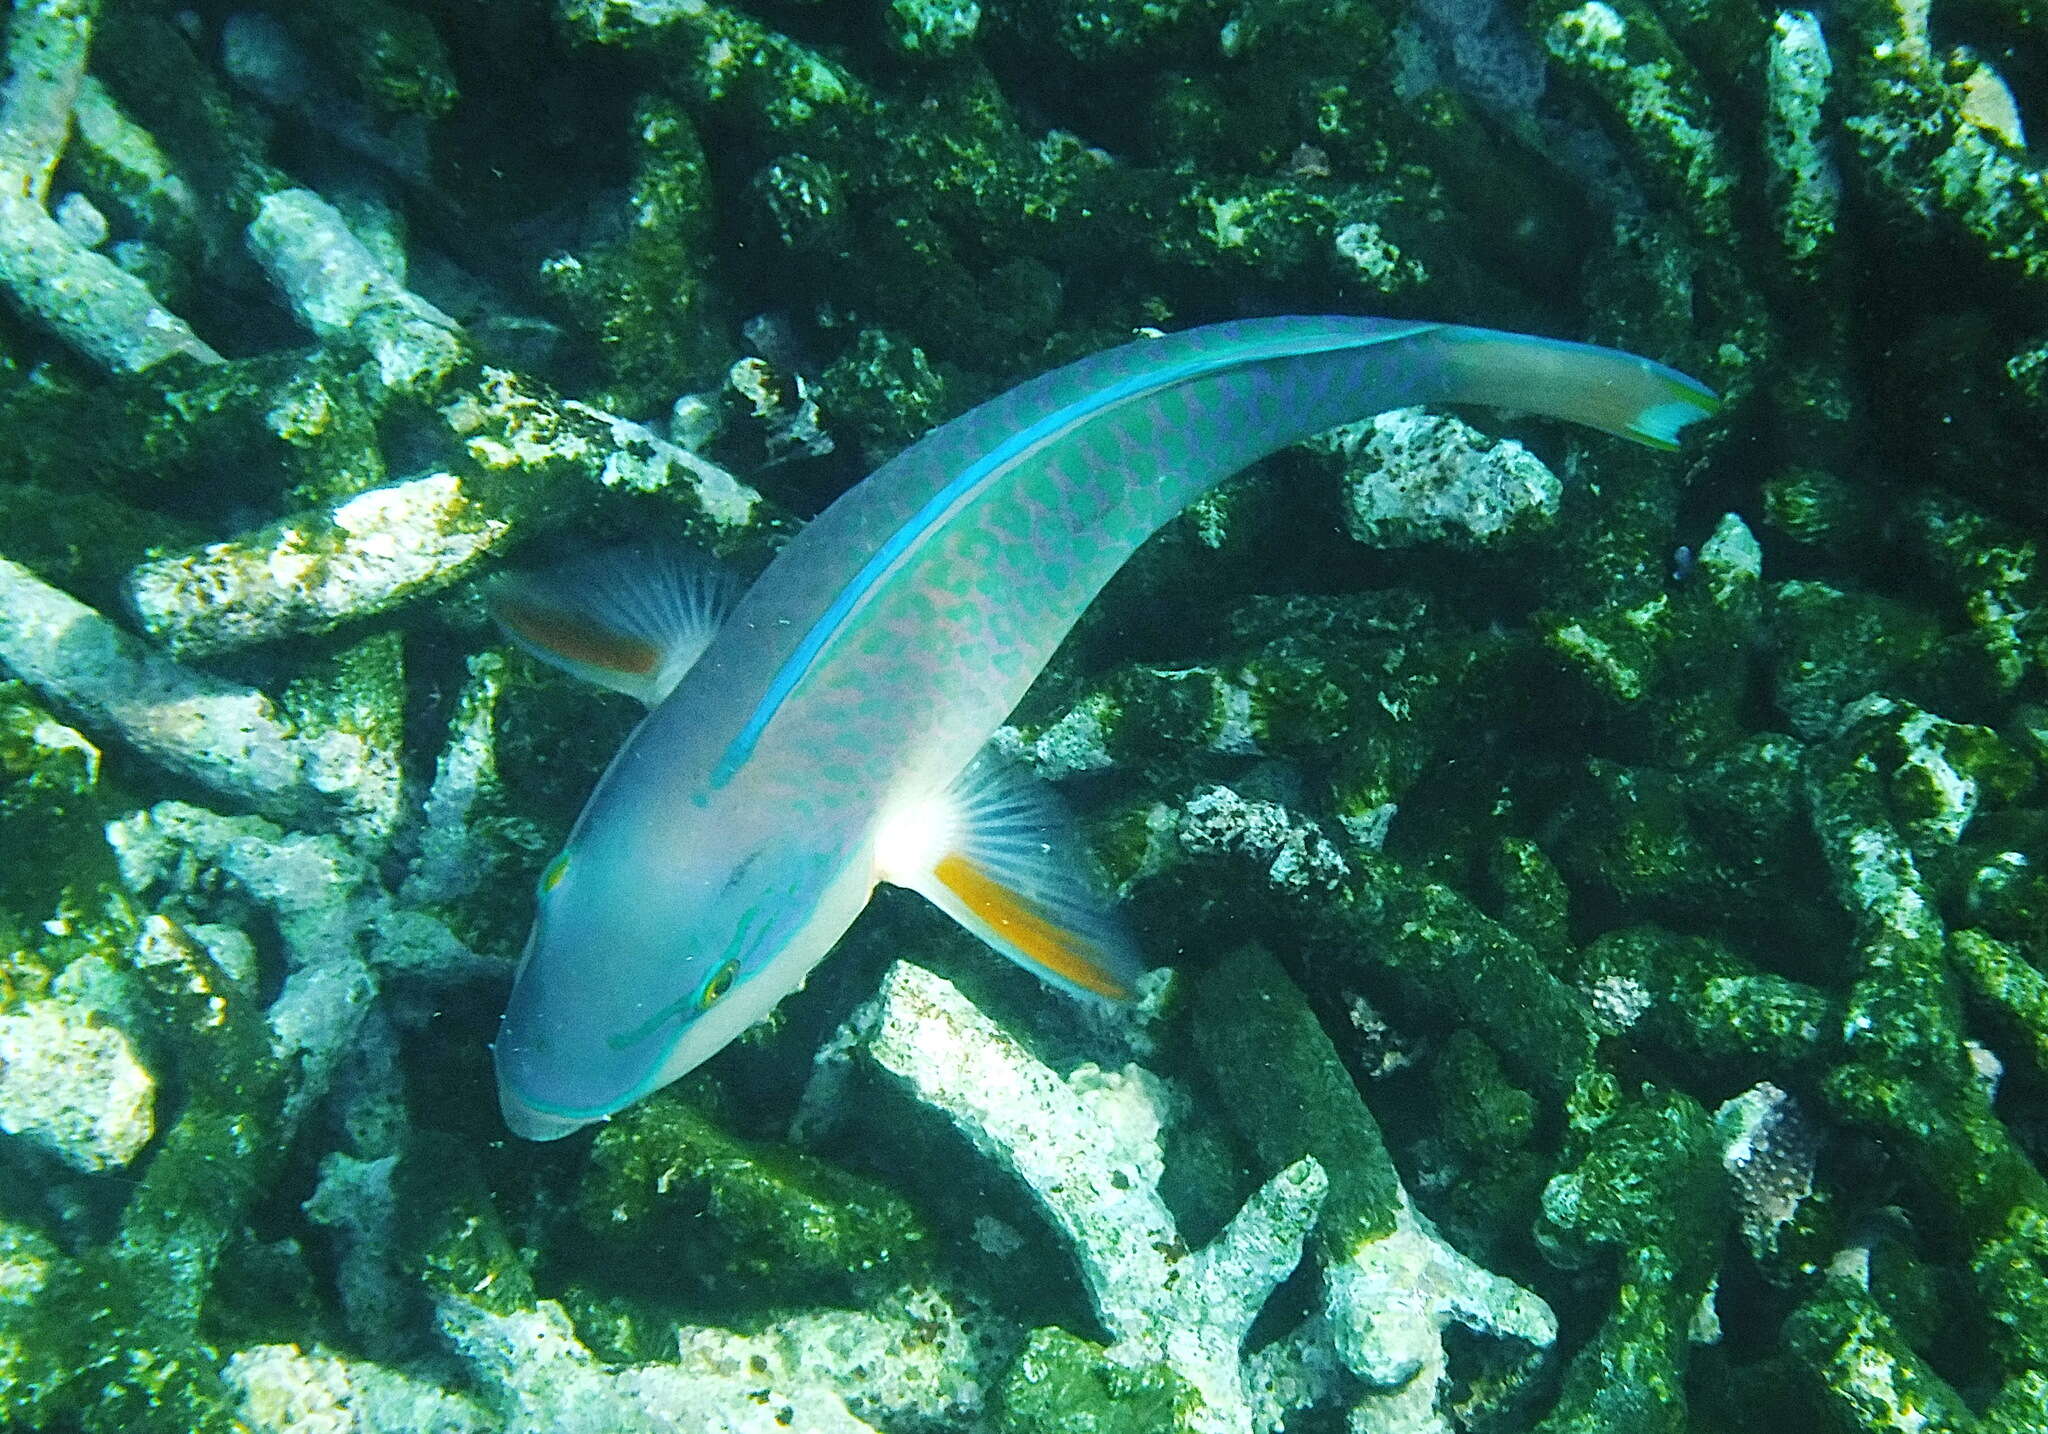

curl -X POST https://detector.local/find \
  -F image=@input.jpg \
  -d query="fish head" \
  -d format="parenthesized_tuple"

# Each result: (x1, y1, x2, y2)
(492, 796, 873, 1141)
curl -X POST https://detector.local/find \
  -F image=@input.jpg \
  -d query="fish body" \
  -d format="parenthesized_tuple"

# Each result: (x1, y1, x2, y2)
(493, 316, 1717, 1139)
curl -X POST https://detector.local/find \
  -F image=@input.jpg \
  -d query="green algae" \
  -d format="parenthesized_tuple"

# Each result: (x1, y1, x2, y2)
(993, 1325, 1194, 1434)
(1533, 1085, 1723, 1434)
(1785, 1276, 1984, 1434)
(1537, 0, 1740, 240)
(1572, 925, 1835, 1070)
(535, 95, 727, 416)
(402, 1134, 537, 1318)
(278, 0, 459, 120)
(0, 683, 118, 913)
(573, 1092, 931, 1304)
(1434, 1027, 1538, 1158)
(1, 915, 285, 1434)
(1951, 929, 2048, 1076)
(1191, 947, 1405, 1249)
(1318, 848, 1602, 1103)
(816, 326, 953, 463)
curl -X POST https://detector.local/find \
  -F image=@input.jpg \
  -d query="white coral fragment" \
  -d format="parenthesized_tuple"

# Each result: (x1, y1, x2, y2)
(1324, 1190, 1556, 1433)
(1177, 785, 1350, 894)
(247, 188, 464, 396)
(434, 1291, 998, 1434)
(1765, 11, 1840, 268)
(125, 472, 509, 660)
(226, 1341, 489, 1434)
(1324, 408, 1561, 549)
(0, 998, 155, 1173)
(0, 559, 324, 824)
(855, 960, 1326, 1434)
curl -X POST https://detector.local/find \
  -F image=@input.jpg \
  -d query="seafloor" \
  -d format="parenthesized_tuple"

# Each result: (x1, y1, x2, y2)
(0, 0, 2044, 1431)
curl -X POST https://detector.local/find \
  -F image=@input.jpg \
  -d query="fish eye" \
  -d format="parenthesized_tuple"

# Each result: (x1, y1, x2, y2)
(538, 851, 571, 897)
(697, 959, 741, 1010)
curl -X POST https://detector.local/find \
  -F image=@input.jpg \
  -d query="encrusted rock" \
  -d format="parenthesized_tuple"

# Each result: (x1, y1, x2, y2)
(0, 998, 154, 1173)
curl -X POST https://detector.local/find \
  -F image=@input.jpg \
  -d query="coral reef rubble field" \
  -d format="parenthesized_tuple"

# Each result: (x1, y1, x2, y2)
(0, 0, 2045, 1431)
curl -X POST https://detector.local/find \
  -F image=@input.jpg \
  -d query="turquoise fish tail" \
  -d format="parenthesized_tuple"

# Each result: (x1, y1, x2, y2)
(1431, 326, 1718, 451)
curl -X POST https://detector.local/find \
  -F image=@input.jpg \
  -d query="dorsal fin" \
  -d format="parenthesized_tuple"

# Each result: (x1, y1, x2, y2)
(490, 545, 738, 707)
(874, 753, 1142, 1002)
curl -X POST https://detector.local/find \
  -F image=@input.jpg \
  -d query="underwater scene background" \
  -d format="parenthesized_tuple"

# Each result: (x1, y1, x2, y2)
(0, 0, 2045, 1430)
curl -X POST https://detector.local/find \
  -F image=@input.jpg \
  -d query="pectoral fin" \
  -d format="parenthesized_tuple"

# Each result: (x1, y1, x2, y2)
(490, 545, 738, 706)
(876, 755, 1142, 1002)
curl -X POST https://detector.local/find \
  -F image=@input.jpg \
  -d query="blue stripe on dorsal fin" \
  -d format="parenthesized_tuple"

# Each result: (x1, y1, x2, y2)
(711, 321, 1433, 784)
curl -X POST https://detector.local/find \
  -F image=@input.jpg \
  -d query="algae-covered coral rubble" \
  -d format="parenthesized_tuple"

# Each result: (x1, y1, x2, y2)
(0, 0, 2044, 1429)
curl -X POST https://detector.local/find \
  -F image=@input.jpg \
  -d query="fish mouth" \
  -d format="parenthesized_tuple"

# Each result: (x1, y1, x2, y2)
(496, 1079, 602, 1142)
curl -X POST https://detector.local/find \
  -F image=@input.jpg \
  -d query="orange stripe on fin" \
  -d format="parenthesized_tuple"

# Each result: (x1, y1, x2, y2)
(933, 851, 1135, 1001)
(488, 546, 737, 706)
(494, 594, 662, 676)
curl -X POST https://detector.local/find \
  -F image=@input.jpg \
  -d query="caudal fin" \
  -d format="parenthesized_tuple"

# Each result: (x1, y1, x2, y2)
(1430, 326, 1719, 451)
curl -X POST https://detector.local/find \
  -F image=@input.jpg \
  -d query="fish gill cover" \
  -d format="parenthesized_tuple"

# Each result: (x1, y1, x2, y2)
(0, 0, 2042, 1431)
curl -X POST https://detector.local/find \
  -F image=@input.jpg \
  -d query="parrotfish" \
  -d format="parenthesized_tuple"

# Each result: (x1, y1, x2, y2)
(491, 315, 1716, 1139)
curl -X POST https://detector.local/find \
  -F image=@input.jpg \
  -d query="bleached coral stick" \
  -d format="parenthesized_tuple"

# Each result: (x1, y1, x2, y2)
(0, 557, 330, 823)
(124, 470, 512, 659)
(0, 0, 219, 372)
(857, 960, 1325, 1434)
(245, 187, 466, 398)
(0, 0, 95, 200)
